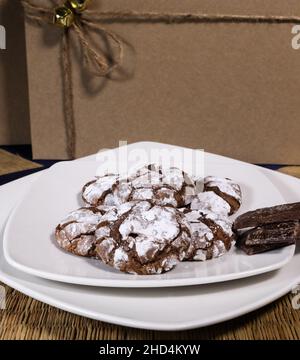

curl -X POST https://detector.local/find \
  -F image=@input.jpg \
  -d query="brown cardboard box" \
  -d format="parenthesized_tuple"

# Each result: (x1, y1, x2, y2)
(0, 0, 31, 145)
(24, 0, 300, 163)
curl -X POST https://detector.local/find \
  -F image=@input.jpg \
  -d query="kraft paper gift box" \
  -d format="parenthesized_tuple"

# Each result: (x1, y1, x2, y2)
(24, 0, 300, 162)
(0, 0, 30, 145)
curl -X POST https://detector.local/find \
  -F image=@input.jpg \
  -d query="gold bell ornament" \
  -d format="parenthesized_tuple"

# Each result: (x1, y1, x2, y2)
(68, 0, 90, 13)
(53, 0, 90, 27)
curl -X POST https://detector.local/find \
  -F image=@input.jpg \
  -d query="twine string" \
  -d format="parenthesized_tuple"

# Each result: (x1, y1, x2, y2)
(61, 29, 76, 159)
(82, 10, 300, 24)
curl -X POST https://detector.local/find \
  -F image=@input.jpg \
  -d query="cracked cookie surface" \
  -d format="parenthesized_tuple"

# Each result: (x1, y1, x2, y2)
(183, 209, 234, 261)
(82, 165, 197, 208)
(95, 201, 191, 274)
(55, 207, 107, 257)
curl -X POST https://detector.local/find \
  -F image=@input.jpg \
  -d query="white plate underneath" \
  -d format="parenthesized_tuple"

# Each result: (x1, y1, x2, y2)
(1, 150, 300, 330)
(3, 142, 295, 287)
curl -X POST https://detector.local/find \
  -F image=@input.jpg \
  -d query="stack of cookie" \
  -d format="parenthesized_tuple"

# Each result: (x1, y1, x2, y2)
(55, 165, 242, 275)
(234, 203, 300, 254)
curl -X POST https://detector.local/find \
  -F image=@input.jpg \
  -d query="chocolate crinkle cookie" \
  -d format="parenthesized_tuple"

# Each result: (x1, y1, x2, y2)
(95, 201, 191, 275)
(183, 209, 234, 261)
(55, 207, 109, 257)
(203, 176, 242, 215)
(82, 174, 131, 207)
(82, 164, 198, 208)
(55, 166, 243, 275)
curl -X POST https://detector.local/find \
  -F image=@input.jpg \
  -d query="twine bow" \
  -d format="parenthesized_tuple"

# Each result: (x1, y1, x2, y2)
(22, 0, 124, 158)
(21, 0, 300, 159)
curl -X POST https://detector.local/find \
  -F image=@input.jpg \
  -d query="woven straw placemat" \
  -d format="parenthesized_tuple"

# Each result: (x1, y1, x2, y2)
(0, 149, 41, 176)
(0, 155, 299, 340)
(0, 285, 299, 340)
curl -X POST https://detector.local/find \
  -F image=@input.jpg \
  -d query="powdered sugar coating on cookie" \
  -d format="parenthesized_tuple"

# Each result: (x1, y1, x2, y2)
(130, 166, 161, 188)
(203, 176, 242, 215)
(82, 175, 118, 205)
(204, 176, 242, 202)
(161, 167, 186, 191)
(128, 187, 177, 207)
(119, 204, 180, 260)
(129, 165, 197, 206)
(203, 211, 233, 237)
(82, 165, 197, 208)
(183, 209, 234, 261)
(95, 201, 190, 275)
(193, 240, 227, 261)
(190, 191, 231, 216)
(55, 207, 104, 257)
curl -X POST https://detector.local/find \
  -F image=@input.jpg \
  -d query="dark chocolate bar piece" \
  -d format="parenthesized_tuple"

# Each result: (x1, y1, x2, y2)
(236, 221, 298, 255)
(237, 242, 293, 255)
(233, 202, 300, 230)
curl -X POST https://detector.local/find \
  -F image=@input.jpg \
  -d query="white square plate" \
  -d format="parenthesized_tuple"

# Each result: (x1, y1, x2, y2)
(3, 142, 295, 287)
